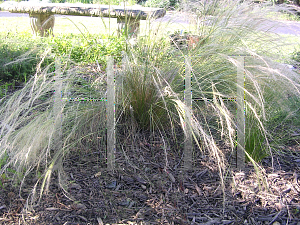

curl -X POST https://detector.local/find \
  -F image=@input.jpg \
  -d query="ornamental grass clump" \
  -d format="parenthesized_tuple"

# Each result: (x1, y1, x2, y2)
(119, 0, 300, 190)
(0, 51, 108, 205)
(172, 0, 300, 162)
(120, 0, 299, 178)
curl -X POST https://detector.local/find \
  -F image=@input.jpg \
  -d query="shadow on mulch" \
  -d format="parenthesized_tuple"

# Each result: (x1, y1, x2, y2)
(0, 139, 299, 225)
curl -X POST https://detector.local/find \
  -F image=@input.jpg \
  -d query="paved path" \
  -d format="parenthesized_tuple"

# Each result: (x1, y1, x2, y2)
(256, 19, 300, 36)
(155, 11, 300, 36)
(1, 10, 300, 36)
(0, 11, 27, 17)
(271, 21, 300, 36)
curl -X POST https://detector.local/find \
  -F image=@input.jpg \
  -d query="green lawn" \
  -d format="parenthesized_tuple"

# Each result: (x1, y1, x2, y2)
(0, 14, 187, 36)
(0, 16, 118, 35)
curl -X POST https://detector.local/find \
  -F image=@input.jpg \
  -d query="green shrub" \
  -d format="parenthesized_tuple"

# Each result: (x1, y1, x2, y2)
(0, 36, 40, 83)
(47, 34, 126, 65)
(292, 51, 300, 62)
(0, 33, 125, 85)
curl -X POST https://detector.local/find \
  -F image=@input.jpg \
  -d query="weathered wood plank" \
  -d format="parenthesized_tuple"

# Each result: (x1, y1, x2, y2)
(106, 56, 115, 171)
(236, 57, 245, 169)
(2, 2, 165, 36)
(54, 57, 62, 151)
(184, 56, 193, 170)
(2, 2, 166, 20)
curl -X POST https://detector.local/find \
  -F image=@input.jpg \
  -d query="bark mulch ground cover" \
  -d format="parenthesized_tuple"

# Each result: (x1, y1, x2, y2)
(0, 139, 299, 225)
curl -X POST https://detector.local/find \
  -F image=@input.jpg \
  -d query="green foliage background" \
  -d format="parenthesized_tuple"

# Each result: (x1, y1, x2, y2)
(0, 32, 126, 97)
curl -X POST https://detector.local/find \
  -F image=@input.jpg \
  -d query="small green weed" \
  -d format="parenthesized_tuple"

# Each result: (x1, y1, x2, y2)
(292, 50, 300, 62)
(0, 152, 17, 188)
(0, 151, 8, 170)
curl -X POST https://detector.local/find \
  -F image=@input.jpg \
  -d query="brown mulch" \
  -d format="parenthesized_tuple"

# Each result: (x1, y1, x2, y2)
(0, 138, 299, 225)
